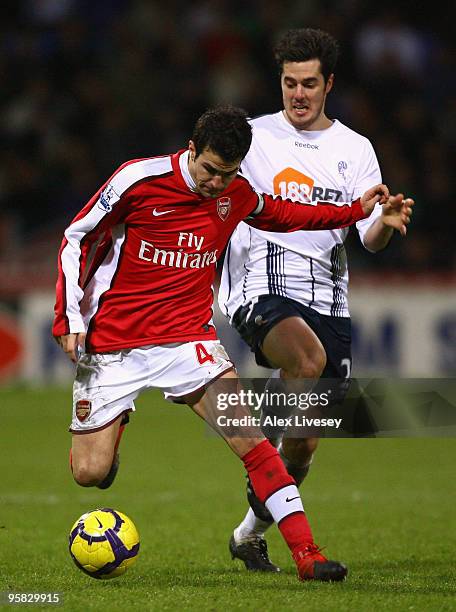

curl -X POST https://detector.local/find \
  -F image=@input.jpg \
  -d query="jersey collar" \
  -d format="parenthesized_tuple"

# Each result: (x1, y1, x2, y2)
(171, 149, 198, 194)
(278, 110, 339, 138)
(179, 149, 197, 191)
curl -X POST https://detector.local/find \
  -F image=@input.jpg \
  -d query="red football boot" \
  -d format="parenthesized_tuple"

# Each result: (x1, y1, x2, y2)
(294, 543, 348, 582)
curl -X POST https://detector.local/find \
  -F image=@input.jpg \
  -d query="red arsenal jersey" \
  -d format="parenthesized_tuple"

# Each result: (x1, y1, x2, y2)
(53, 149, 367, 352)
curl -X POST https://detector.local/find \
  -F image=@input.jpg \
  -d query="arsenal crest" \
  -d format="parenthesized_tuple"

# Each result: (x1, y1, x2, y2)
(76, 399, 92, 422)
(216, 197, 231, 221)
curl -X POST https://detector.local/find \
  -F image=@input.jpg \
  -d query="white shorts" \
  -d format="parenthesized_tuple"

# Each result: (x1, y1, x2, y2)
(71, 340, 234, 433)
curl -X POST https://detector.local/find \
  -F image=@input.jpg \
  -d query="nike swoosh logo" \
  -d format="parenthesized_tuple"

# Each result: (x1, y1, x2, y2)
(286, 496, 300, 503)
(153, 208, 175, 216)
(95, 517, 103, 528)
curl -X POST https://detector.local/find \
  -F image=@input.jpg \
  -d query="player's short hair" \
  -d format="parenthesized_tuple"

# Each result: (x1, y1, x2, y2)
(191, 106, 252, 163)
(274, 28, 339, 82)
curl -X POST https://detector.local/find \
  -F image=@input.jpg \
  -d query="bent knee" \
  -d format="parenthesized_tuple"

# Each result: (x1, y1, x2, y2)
(282, 437, 319, 463)
(289, 348, 326, 379)
(71, 461, 111, 487)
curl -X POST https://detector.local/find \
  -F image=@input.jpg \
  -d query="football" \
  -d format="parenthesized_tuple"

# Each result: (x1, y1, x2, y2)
(69, 508, 140, 579)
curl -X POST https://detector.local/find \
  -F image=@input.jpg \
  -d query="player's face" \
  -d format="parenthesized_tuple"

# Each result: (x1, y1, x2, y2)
(188, 143, 241, 198)
(281, 60, 333, 131)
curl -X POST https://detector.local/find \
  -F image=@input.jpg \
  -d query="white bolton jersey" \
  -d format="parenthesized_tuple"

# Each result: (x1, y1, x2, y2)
(219, 112, 382, 319)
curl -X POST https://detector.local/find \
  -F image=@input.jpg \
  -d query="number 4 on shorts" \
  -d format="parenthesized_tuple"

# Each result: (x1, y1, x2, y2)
(195, 343, 215, 365)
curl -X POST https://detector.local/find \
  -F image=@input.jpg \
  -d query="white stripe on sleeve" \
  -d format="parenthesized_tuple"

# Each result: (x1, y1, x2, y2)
(61, 205, 107, 332)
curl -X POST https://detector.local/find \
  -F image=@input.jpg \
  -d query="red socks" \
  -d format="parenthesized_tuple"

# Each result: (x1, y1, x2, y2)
(242, 440, 314, 554)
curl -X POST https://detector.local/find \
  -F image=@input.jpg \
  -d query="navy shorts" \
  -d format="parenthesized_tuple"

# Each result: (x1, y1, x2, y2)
(231, 295, 352, 404)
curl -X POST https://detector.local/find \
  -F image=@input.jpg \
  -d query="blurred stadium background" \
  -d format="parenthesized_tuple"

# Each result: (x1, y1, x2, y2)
(0, 0, 455, 384)
(1, 5, 455, 608)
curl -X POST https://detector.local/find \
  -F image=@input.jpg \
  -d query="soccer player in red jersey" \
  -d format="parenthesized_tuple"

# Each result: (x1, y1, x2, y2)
(53, 106, 411, 581)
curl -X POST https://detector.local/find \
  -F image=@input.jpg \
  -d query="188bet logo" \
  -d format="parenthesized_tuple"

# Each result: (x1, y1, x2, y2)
(69, 508, 139, 579)
(273, 168, 314, 201)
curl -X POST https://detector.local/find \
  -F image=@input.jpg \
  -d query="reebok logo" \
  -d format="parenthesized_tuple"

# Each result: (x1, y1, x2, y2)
(294, 141, 319, 150)
(153, 208, 175, 216)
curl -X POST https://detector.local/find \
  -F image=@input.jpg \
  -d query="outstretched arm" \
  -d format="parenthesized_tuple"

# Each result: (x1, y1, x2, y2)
(363, 194, 414, 252)
(245, 184, 390, 232)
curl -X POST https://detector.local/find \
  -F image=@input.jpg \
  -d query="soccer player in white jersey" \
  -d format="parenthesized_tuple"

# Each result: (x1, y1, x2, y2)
(53, 106, 411, 582)
(219, 30, 414, 572)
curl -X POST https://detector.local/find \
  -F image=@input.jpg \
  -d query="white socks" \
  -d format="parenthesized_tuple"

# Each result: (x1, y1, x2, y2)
(234, 508, 271, 542)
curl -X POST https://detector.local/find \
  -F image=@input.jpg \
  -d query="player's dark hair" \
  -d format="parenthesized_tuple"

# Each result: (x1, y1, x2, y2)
(192, 106, 252, 162)
(274, 28, 339, 82)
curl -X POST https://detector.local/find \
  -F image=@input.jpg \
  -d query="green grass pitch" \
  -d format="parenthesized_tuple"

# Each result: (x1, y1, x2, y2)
(0, 388, 455, 611)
